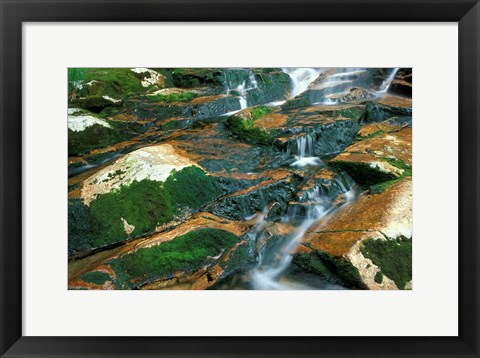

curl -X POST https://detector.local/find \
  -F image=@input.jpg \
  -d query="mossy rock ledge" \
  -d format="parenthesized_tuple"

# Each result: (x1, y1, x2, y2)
(294, 177, 412, 290)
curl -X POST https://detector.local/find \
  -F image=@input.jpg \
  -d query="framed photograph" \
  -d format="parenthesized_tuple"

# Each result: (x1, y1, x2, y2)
(1, 0, 479, 357)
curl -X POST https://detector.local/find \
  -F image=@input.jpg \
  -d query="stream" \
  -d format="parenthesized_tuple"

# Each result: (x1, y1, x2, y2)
(69, 67, 404, 290)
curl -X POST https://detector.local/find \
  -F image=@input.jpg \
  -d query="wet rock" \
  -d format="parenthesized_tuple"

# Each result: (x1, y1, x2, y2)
(275, 104, 366, 156)
(297, 168, 354, 201)
(364, 101, 412, 123)
(172, 68, 225, 88)
(80, 144, 201, 205)
(330, 127, 412, 184)
(390, 68, 412, 97)
(338, 88, 377, 103)
(125, 94, 241, 122)
(355, 117, 410, 141)
(224, 105, 278, 145)
(295, 177, 412, 289)
(208, 172, 299, 221)
(291, 68, 377, 106)
(72, 95, 122, 113)
(171, 68, 292, 107)
(69, 68, 168, 103)
(68, 213, 254, 290)
(68, 144, 232, 255)
(68, 109, 143, 156)
(246, 70, 292, 106)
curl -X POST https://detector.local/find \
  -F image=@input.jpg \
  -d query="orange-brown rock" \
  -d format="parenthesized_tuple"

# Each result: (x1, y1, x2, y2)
(68, 212, 252, 290)
(299, 177, 412, 289)
(330, 127, 411, 183)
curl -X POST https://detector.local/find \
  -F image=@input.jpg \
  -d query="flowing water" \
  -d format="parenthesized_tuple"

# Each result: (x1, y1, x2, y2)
(282, 68, 324, 97)
(224, 69, 259, 110)
(70, 67, 402, 290)
(250, 184, 356, 290)
(290, 134, 324, 167)
(378, 68, 399, 93)
(212, 135, 357, 290)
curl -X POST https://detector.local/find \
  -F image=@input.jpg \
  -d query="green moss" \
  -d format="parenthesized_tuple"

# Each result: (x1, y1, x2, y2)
(374, 271, 384, 284)
(293, 250, 366, 289)
(68, 68, 86, 100)
(220, 242, 252, 274)
(382, 157, 412, 176)
(225, 106, 275, 145)
(80, 271, 111, 285)
(225, 116, 274, 145)
(331, 106, 366, 120)
(70, 166, 224, 252)
(89, 180, 173, 246)
(172, 68, 224, 88)
(331, 160, 398, 185)
(108, 169, 126, 178)
(72, 95, 121, 113)
(367, 157, 412, 192)
(355, 129, 385, 142)
(147, 92, 198, 103)
(369, 178, 403, 194)
(110, 228, 239, 289)
(281, 98, 310, 110)
(68, 198, 95, 255)
(250, 105, 272, 120)
(68, 120, 141, 156)
(361, 237, 412, 289)
(70, 68, 148, 99)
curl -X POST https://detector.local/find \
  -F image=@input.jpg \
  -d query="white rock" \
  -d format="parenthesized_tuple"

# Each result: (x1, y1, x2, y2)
(81, 144, 201, 205)
(103, 95, 121, 103)
(68, 114, 111, 132)
(67, 108, 82, 115)
(130, 68, 163, 88)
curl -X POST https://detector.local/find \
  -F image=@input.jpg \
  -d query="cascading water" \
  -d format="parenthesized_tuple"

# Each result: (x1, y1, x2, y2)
(224, 69, 259, 111)
(378, 67, 399, 93)
(282, 68, 324, 97)
(250, 182, 357, 290)
(236, 83, 248, 110)
(290, 134, 323, 167)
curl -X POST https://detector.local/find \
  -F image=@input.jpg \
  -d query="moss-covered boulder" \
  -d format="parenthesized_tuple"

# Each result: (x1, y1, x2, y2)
(68, 145, 229, 255)
(296, 177, 412, 289)
(330, 127, 412, 184)
(110, 228, 240, 289)
(67, 108, 142, 156)
(172, 68, 225, 88)
(68, 68, 167, 101)
(225, 105, 277, 145)
(68, 213, 255, 290)
(71, 95, 122, 113)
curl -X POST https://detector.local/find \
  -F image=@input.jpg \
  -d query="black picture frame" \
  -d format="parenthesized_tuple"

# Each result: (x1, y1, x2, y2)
(1, 0, 479, 357)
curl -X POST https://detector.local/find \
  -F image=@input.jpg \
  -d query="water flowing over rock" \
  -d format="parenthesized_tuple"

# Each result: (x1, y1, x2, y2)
(68, 67, 412, 290)
(297, 177, 412, 290)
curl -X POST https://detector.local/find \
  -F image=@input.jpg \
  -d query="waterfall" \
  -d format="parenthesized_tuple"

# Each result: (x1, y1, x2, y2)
(224, 69, 259, 111)
(378, 68, 399, 93)
(282, 68, 324, 98)
(319, 96, 339, 106)
(250, 182, 357, 290)
(290, 134, 323, 167)
(236, 83, 248, 110)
